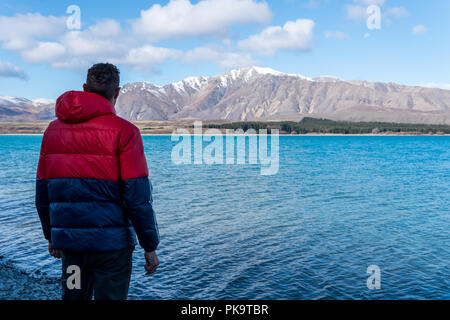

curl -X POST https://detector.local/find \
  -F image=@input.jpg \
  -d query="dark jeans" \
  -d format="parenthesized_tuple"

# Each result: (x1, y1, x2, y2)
(61, 247, 134, 300)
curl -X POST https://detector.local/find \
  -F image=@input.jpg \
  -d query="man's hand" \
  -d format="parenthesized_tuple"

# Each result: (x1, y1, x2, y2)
(144, 251, 159, 275)
(48, 242, 61, 259)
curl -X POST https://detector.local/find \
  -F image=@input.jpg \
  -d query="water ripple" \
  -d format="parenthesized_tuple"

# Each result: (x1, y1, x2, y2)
(0, 135, 448, 299)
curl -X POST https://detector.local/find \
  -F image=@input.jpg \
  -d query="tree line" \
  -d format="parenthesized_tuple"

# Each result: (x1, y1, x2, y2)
(205, 117, 450, 134)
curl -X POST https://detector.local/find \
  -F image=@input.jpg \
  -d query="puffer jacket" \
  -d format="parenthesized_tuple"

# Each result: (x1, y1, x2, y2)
(35, 91, 159, 252)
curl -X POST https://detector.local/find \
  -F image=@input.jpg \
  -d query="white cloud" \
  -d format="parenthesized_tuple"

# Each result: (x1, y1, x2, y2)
(413, 24, 427, 35)
(121, 45, 182, 66)
(21, 42, 66, 63)
(0, 4, 317, 72)
(0, 6, 272, 71)
(183, 45, 256, 69)
(325, 31, 348, 40)
(56, 19, 131, 59)
(132, 0, 272, 41)
(0, 13, 66, 50)
(60, 31, 123, 58)
(0, 13, 178, 70)
(237, 19, 315, 55)
(0, 60, 28, 80)
(50, 58, 97, 70)
(86, 19, 122, 37)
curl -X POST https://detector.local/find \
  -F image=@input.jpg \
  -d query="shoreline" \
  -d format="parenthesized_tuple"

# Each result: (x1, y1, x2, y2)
(1, 119, 450, 136)
(0, 258, 59, 300)
(1, 133, 449, 136)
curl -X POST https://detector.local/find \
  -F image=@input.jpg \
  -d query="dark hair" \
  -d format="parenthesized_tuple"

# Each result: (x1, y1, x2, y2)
(86, 63, 120, 100)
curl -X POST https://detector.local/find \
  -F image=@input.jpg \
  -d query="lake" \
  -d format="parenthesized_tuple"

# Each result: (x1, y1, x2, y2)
(0, 135, 448, 299)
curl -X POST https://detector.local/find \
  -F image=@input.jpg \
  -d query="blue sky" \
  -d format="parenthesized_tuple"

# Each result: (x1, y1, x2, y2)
(0, 0, 449, 100)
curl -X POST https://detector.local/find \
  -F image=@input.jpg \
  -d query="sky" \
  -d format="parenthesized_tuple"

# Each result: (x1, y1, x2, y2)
(0, 0, 449, 100)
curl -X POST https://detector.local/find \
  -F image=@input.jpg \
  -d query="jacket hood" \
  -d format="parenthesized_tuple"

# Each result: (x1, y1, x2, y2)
(55, 91, 116, 123)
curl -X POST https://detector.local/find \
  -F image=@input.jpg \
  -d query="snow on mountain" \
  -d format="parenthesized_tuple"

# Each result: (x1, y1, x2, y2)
(32, 98, 55, 106)
(2, 67, 450, 124)
(0, 96, 54, 121)
(0, 96, 32, 106)
(313, 75, 344, 83)
(113, 66, 450, 123)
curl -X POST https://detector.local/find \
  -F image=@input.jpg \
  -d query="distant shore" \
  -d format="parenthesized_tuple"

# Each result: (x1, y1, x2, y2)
(1, 132, 449, 136)
(0, 119, 449, 135)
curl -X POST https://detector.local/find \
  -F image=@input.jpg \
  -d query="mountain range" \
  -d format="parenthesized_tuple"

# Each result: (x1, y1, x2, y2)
(0, 96, 55, 122)
(1, 66, 450, 124)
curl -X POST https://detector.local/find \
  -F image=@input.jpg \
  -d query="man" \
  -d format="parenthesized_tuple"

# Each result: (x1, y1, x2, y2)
(35, 63, 160, 300)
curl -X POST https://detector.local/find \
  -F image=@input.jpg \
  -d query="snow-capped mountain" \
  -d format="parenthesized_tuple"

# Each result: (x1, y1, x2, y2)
(115, 66, 450, 123)
(1, 66, 450, 124)
(0, 96, 54, 121)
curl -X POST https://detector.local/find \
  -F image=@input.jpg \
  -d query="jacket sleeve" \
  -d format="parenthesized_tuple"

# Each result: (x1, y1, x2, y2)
(36, 133, 51, 241)
(119, 126, 160, 252)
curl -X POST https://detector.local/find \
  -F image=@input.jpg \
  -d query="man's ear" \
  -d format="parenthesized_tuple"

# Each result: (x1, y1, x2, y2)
(113, 87, 121, 100)
(83, 84, 88, 92)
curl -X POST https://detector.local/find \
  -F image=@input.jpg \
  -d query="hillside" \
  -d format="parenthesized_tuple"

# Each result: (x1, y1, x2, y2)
(1, 67, 449, 124)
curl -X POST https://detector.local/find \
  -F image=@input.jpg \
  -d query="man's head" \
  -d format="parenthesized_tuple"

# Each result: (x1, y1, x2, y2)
(83, 63, 120, 105)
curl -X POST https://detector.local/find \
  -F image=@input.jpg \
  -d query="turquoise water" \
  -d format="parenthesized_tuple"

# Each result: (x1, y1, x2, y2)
(0, 135, 448, 299)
